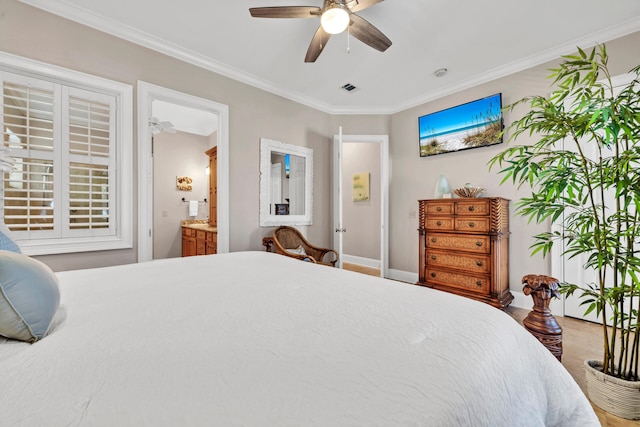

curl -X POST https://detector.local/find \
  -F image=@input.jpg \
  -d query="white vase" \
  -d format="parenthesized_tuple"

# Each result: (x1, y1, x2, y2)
(434, 175, 451, 199)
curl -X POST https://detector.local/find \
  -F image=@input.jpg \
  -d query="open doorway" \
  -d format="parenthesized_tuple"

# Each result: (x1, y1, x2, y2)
(137, 82, 229, 262)
(333, 134, 389, 278)
(151, 100, 217, 259)
(342, 142, 382, 273)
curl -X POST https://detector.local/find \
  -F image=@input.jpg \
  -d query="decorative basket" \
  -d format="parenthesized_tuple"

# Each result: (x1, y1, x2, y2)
(585, 360, 640, 420)
(453, 186, 485, 198)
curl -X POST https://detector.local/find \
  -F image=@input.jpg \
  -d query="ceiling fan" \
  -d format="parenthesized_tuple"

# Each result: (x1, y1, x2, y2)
(149, 117, 177, 135)
(249, 0, 391, 63)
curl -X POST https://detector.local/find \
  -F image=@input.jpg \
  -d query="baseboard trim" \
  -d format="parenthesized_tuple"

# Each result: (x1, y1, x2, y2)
(343, 254, 380, 269)
(387, 269, 418, 284)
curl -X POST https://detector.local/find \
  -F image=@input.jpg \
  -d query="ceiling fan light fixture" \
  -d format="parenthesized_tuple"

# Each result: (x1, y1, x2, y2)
(320, 6, 350, 34)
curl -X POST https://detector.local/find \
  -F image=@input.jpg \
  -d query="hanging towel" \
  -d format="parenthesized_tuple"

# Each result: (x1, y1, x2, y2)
(188, 200, 199, 217)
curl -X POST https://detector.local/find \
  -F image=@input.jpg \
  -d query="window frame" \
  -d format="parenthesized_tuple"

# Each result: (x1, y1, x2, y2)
(0, 51, 133, 255)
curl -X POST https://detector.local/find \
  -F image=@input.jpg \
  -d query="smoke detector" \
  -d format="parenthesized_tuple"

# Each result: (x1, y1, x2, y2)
(434, 68, 448, 78)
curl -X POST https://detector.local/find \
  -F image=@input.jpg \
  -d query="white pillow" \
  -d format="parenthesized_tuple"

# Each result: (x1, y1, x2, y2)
(0, 222, 20, 253)
(286, 245, 307, 256)
(0, 251, 60, 343)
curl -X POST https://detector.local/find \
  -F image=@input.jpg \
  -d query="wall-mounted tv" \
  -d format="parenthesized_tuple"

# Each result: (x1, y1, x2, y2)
(418, 93, 503, 157)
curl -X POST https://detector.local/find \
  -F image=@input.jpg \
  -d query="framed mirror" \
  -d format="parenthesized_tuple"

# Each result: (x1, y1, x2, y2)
(259, 138, 313, 226)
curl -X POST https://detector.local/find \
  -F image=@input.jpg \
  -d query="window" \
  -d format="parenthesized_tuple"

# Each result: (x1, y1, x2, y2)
(1, 54, 132, 255)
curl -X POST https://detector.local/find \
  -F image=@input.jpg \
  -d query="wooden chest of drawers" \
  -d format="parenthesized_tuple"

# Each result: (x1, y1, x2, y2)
(417, 197, 513, 309)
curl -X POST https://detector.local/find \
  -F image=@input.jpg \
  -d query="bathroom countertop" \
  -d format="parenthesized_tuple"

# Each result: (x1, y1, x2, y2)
(181, 220, 217, 232)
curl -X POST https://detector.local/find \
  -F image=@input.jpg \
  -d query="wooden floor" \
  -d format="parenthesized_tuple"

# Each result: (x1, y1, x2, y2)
(343, 262, 380, 277)
(507, 306, 639, 427)
(343, 262, 639, 426)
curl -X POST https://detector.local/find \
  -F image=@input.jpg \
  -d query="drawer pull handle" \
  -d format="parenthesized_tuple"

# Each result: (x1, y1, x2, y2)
(476, 261, 483, 267)
(436, 207, 442, 212)
(431, 272, 436, 278)
(436, 221, 442, 226)
(476, 280, 483, 286)
(475, 241, 483, 247)
(431, 255, 437, 260)
(468, 222, 475, 227)
(468, 206, 475, 211)
(431, 238, 437, 243)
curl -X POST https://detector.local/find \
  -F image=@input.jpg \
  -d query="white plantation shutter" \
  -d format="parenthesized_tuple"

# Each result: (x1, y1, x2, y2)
(65, 88, 115, 236)
(2, 70, 120, 245)
(2, 72, 58, 237)
(3, 158, 55, 232)
(2, 77, 56, 152)
(68, 163, 110, 231)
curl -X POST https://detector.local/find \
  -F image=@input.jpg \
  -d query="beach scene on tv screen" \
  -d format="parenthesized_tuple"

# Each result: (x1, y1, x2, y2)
(419, 94, 502, 157)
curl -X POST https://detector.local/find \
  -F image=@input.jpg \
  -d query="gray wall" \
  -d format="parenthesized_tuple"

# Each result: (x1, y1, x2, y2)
(0, 0, 332, 271)
(153, 131, 210, 260)
(2, 0, 640, 295)
(386, 33, 640, 288)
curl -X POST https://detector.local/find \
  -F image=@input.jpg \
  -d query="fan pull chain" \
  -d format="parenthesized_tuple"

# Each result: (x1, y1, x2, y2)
(347, 24, 351, 54)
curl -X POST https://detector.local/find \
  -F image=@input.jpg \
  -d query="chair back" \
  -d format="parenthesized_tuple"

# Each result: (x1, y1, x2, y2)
(272, 226, 339, 267)
(273, 226, 304, 250)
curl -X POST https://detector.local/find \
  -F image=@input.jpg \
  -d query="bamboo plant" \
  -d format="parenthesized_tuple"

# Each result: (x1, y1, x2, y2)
(489, 44, 640, 381)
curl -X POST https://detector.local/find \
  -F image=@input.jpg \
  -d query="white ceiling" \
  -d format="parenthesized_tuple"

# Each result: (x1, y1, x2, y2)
(152, 100, 218, 136)
(21, 0, 640, 114)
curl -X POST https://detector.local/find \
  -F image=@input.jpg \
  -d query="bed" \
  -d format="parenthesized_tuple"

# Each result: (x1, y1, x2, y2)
(0, 251, 598, 426)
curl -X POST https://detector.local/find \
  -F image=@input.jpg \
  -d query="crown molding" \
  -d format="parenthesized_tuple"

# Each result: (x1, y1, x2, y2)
(18, 0, 336, 113)
(387, 15, 640, 114)
(18, 1, 640, 116)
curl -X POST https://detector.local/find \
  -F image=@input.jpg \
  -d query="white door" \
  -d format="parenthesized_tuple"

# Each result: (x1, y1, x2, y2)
(332, 131, 389, 277)
(289, 155, 305, 215)
(333, 127, 344, 268)
(270, 163, 282, 214)
(553, 72, 635, 322)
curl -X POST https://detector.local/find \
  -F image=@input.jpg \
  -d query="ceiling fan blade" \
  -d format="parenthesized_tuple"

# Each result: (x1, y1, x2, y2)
(305, 26, 332, 63)
(249, 6, 321, 18)
(346, 0, 384, 13)
(348, 14, 392, 52)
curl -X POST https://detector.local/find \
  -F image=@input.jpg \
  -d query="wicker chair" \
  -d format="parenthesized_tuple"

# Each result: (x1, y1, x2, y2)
(272, 226, 339, 267)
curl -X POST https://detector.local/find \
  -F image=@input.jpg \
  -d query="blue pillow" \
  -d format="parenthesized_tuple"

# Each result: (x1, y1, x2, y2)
(0, 251, 60, 343)
(0, 222, 20, 253)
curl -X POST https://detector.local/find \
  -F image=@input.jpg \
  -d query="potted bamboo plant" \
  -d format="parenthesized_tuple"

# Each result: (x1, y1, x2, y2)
(489, 44, 640, 419)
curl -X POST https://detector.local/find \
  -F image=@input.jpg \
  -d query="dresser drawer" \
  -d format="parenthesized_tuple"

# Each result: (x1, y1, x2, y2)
(424, 201, 454, 215)
(196, 230, 207, 240)
(425, 233, 490, 254)
(426, 250, 490, 274)
(454, 217, 490, 233)
(207, 231, 217, 243)
(455, 199, 490, 216)
(425, 267, 490, 294)
(425, 217, 455, 231)
(182, 227, 195, 237)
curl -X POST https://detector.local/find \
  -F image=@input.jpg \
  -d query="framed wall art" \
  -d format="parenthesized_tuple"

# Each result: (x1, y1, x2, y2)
(418, 93, 503, 157)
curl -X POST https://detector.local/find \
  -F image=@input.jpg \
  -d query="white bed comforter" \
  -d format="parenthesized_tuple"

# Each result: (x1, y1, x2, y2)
(0, 251, 598, 426)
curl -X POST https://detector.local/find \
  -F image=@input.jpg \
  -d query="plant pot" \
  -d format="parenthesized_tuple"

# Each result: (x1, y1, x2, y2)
(584, 360, 640, 420)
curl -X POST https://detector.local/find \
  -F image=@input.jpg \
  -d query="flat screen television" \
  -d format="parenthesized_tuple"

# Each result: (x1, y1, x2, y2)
(418, 93, 503, 157)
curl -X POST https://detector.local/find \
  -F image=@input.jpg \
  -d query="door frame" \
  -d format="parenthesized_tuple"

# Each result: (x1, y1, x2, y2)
(332, 134, 389, 277)
(137, 81, 229, 262)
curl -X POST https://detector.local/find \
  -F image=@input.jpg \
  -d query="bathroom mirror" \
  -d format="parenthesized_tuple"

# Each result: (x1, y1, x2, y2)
(259, 138, 313, 226)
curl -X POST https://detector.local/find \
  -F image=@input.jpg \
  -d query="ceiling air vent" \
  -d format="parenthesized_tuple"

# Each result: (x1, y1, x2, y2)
(341, 83, 359, 93)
